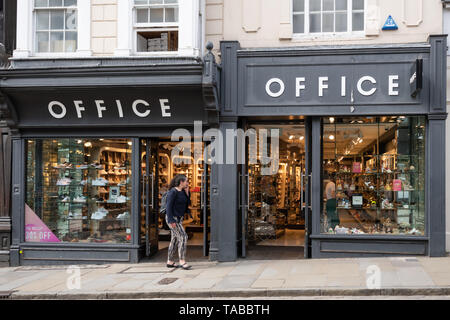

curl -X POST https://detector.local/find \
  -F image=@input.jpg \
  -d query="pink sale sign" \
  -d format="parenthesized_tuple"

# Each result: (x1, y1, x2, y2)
(25, 204, 60, 242)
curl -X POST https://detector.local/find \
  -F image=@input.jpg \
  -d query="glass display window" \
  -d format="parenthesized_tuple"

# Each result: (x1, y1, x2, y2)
(321, 116, 425, 236)
(25, 138, 132, 243)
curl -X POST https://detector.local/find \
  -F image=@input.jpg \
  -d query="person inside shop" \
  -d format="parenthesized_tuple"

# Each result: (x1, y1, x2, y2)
(325, 173, 340, 230)
(165, 174, 192, 270)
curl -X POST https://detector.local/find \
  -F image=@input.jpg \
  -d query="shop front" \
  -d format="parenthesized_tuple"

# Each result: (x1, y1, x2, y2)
(0, 54, 219, 265)
(212, 36, 447, 261)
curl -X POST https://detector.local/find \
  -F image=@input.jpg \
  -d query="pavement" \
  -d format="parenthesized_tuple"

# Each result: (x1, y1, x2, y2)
(1, 256, 450, 299)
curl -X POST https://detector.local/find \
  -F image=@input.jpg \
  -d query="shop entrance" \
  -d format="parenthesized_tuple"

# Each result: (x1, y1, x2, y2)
(239, 119, 312, 259)
(140, 139, 210, 261)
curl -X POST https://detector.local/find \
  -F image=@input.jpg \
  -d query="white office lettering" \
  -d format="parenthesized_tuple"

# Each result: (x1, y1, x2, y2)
(357, 76, 377, 96)
(265, 78, 285, 98)
(95, 100, 107, 118)
(73, 100, 85, 119)
(160, 99, 172, 117)
(115, 100, 124, 118)
(389, 75, 399, 96)
(318, 77, 328, 97)
(295, 77, 306, 97)
(132, 99, 151, 118)
(341, 76, 346, 97)
(48, 101, 67, 119)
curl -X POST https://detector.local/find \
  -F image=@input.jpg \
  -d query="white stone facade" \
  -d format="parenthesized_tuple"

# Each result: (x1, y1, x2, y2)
(13, 0, 205, 58)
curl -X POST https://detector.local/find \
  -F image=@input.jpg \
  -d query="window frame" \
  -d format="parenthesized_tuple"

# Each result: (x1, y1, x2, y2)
(32, 0, 79, 56)
(132, 0, 180, 55)
(292, 0, 366, 38)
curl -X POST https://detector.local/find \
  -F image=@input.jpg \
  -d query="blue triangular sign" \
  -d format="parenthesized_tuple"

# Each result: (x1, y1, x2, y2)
(382, 15, 398, 30)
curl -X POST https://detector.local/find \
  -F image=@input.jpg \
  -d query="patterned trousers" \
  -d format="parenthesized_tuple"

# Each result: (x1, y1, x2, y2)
(166, 215, 188, 261)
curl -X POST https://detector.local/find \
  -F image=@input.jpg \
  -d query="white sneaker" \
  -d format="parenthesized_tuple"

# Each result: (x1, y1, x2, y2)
(96, 207, 109, 218)
(92, 178, 108, 186)
(116, 195, 129, 203)
(117, 212, 130, 220)
(57, 178, 72, 186)
(73, 195, 87, 203)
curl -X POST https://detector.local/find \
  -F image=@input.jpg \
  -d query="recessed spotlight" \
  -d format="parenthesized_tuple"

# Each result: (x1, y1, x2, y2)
(329, 135, 335, 140)
(329, 117, 335, 123)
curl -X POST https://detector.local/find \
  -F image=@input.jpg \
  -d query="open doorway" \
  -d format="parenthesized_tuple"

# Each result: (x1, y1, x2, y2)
(140, 139, 210, 262)
(242, 122, 308, 260)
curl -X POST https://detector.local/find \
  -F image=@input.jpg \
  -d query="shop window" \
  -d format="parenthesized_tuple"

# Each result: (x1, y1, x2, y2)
(134, 0, 179, 53)
(25, 139, 132, 243)
(34, 0, 78, 53)
(293, 0, 364, 35)
(321, 116, 426, 236)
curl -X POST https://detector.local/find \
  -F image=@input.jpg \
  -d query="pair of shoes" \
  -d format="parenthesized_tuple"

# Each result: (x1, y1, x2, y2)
(166, 262, 179, 268)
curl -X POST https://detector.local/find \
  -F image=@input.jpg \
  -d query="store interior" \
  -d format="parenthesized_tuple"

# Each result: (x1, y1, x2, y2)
(26, 138, 132, 244)
(140, 140, 209, 255)
(247, 123, 307, 249)
(322, 116, 425, 236)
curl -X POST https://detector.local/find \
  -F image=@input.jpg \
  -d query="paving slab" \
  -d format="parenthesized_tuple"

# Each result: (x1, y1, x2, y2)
(214, 275, 257, 289)
(251, 279, 285, 289)
(428, 273, 450, 286)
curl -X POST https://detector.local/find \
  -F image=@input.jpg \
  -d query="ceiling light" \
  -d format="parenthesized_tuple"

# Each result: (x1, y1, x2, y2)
(329, 135, 335, 140)
(84, 142, 92, 147)
(299, 136, 304, 140)
(329, 117, 335, 123)
(128, 141, 132, 146)
(289, 135, 294, 140)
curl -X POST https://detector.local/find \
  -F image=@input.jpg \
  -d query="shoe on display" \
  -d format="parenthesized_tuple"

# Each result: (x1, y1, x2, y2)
(97, 207, 109, 217)
(116, 195, 129, 203)
(99, 169, 108, 175)
(91, 212, 100, 220)
(64, 162, 73, 169)
(117, 211, 130, 220)
(98, 187, 108, 193)
(80, 179, 88, 186)
(76, 164, 89, 169)
(90, 162, 104, 169)
(73, 195, 87, 203)
(57, 177, 72, 186)
(68, 212, 74, 219)
(60, 196, 70, 202)
(92, 177, 109, 186)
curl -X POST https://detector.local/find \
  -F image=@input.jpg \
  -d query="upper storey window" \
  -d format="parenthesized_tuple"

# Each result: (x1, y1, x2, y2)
(134, 0, 179, 53)
(34, 0, 78, 53)
(293, 0, 364, 35)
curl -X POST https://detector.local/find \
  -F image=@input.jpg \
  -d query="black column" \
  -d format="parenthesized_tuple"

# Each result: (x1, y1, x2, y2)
(427, 35, 447, 256)
(209, 118, 238, 262)
(0, 128, 11, 266)
(9, 135, 23, 266)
